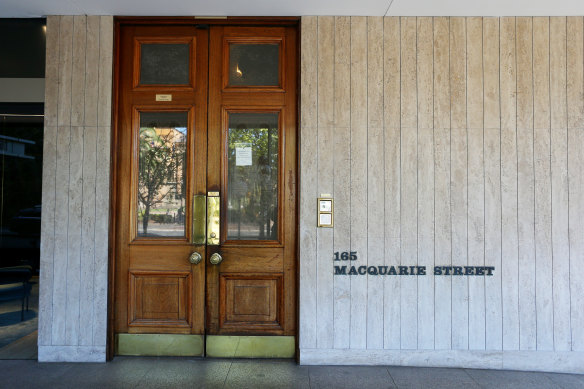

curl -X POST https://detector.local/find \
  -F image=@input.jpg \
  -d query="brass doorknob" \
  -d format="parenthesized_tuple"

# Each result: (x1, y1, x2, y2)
(189, 252, 202, 265)
(209, 252, 223, 265)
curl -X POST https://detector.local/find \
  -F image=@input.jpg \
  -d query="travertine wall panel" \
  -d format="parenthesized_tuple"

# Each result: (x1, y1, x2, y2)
(39, 15, 113, 362)
(299, 16, 584, 373)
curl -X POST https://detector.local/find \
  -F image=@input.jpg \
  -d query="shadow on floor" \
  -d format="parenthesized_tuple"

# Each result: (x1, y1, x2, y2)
(0, 310, 37, 327)
(0, 331, 37, 359)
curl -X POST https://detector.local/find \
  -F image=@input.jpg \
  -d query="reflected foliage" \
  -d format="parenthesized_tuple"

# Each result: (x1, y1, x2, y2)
(138, 118, 186, 237)
(227, 113, 278, 240)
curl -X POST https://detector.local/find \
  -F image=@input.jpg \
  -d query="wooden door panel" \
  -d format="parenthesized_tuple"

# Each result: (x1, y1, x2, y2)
(114, 24, 208, 337)
(129, 271, 191, 329)
(220, 93, 286, 106)
(129, 245, 193, 269)
(219, 274, 283, 332)
(207, 25, 297, 337)
(218, 248, 283, 273)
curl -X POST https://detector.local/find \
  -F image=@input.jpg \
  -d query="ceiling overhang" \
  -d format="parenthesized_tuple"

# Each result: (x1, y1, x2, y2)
(1, 0, 583, 19)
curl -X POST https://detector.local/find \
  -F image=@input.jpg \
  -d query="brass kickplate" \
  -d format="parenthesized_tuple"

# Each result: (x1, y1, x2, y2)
(206, 335, 295, 358)
(116, 334, 204, 356)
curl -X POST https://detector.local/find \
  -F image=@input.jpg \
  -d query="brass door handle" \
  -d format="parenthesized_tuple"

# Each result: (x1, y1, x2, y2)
(209, 253, 223, 265)
(189, 252, 202, 265)
(192, 194, 207, 245)
(207, 193, 220, 245)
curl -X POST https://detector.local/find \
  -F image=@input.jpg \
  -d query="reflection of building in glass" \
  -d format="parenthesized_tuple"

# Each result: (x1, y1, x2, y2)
(137, 125, 186, 237)
(0, 114, 43, 271)
(0, 135, 35, 159)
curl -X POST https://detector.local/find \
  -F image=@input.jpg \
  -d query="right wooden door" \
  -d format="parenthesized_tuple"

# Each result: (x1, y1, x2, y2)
(205, 26, 297, 337)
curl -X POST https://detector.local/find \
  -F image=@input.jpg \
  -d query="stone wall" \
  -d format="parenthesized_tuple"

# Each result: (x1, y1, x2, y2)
(299, 16, 584, 373)
(39, 15, 113, 362)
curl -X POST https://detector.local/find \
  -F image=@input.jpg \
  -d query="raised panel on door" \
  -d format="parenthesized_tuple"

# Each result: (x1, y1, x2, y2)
(220, 274, 284, 331)
(129, 271, 192, 327)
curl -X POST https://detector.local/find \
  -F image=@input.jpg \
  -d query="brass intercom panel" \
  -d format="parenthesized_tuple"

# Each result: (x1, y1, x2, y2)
(317, 196, 334, 228)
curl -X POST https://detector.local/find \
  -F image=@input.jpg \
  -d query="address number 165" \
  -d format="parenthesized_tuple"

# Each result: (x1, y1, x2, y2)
(333, 251, 358, 261)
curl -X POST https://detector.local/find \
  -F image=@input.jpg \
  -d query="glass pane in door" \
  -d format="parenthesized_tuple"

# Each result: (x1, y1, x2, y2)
(227, 112, 278, 240)
(140, 43, 190, 85)
(228, 44, 279, 86)
(137, 112, 188, 237)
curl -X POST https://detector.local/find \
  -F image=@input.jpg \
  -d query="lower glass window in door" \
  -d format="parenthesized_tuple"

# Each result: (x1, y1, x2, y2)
(227, 112, 279, 241)
(137, 111, 188, 238)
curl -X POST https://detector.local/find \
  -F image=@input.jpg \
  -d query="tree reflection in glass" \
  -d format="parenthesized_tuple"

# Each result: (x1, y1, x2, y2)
(227, 113, 278, 240)
(137, 112, 187, 237)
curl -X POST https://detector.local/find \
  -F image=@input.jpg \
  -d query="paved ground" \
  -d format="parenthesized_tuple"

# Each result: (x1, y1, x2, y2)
(1, 357, 583, 388)
(1, 283, 583, 388)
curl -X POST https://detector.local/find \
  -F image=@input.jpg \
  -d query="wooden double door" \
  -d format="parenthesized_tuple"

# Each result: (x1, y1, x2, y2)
(113, 21, 297, 355)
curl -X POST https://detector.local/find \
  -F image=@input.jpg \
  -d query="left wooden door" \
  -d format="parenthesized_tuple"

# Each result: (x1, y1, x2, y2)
(113, 25, 208, 348)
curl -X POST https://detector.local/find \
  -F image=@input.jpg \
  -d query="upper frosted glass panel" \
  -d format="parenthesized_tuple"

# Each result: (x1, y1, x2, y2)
(140, 43, 190, 85)
(137, 112, 188, 237)
(227, 112, 279, 240)
(228, 43, 279, 86)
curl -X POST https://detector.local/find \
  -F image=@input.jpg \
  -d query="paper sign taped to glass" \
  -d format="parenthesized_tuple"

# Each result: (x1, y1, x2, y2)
(235, 143, 252, 166)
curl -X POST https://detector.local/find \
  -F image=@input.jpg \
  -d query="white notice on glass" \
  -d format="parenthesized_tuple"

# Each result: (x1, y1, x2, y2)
(235, 144, 252, 166)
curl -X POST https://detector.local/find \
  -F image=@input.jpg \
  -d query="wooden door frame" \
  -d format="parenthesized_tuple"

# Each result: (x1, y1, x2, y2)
(107, 16, 300, 361)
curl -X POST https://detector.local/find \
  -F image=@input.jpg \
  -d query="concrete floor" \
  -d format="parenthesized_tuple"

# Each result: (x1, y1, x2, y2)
(0, 357, 583, 388)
